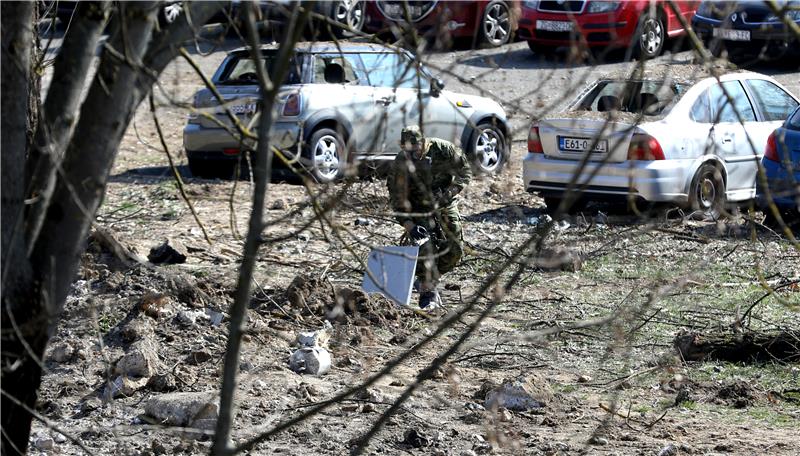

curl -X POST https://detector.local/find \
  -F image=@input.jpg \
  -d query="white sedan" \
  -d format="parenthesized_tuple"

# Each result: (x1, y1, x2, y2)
(523, 67, 799, 217)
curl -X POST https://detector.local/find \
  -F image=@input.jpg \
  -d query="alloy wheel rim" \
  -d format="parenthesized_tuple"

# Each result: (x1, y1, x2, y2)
(640, 18, 663, 56)
(698, 177, 716, 209)
(476, 129, 501, 172)
(313, 135, 340, 180)
(484, 3, 510, 45)
(337, 0, 364, 30)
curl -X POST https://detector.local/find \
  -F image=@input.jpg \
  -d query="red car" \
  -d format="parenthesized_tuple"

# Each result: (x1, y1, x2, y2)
(517, 0, 699, 58)
(365, 1, 522, 48)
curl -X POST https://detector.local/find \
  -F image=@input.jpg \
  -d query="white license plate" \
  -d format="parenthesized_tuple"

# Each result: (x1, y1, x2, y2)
(536, 20, 573, 32)
(384, 4, 424, 17)
(713, 28, 750, 41)
(229, 103, 257, 116)
(559, 136, 607, 153)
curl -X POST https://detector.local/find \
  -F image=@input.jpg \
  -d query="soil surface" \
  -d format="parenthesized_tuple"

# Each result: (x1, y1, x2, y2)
(30, 30, 800, 456)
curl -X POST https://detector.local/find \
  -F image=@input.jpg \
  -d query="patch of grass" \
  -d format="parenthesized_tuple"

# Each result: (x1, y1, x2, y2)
(746, 406, 799, 428)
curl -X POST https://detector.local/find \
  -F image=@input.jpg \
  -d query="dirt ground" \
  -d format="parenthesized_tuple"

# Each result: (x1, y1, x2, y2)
(30, 35, 800, 456)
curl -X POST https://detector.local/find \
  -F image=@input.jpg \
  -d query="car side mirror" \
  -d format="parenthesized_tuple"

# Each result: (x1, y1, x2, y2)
(430, 78, 445, 97)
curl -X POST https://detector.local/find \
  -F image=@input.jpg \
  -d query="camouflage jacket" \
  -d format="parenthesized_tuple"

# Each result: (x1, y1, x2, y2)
(387, 138, 472, 218)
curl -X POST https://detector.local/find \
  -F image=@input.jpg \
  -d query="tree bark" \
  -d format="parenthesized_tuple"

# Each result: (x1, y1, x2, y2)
(674, 330, 800, 363)
(1, 3, 39, 454)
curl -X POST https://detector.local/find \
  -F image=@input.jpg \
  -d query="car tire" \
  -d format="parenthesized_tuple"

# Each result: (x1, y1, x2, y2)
(633, 9, 665, 60)
(330, 0, 365, 38)
(528, 41, 556, 57)
(468, 122, 507, 175)
(306, 128, 347, 183)
(479, 0, 512, 48)
(687, 163, 726, 219)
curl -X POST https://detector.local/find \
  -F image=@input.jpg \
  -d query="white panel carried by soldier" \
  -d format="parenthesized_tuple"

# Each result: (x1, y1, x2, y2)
(386, 125, 472, 309)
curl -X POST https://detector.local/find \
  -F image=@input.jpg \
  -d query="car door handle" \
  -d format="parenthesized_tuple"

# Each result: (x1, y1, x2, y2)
(376, 97, 393, 106)
(721, 135, 733, 144)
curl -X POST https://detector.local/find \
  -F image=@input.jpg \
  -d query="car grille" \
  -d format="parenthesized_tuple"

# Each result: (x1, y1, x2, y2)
(376, 1, 438, 22)
(538, 1, 586, 14)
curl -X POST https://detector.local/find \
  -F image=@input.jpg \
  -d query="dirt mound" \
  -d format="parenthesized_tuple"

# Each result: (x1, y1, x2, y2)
(283, 274, 405, 326)
(716, 381, 757, 408)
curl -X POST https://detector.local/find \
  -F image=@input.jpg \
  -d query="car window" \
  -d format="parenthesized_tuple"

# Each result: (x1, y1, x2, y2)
(577, 80, 686, 115)
(219, 54, 302, 85)
(789, 107, 800, 130)
(744, 79, 798, 122)
(313, 54, 362, 84)
(709, 81, 756, 123)
(690, 90, 711, 123)
(360, 52, 424, 89)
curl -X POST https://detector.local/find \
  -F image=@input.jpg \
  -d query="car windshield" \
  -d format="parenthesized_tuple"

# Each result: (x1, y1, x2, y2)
(218, 53, 303, 85)
(789, 107, 800, 130)
(575, 80, 689, 116)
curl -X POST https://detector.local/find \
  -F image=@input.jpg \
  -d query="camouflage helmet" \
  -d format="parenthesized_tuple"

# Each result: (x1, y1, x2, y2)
(400, 125, 424, 145)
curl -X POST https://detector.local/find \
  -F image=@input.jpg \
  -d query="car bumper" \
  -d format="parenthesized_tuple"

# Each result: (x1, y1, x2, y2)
(517, 8, 637, 47)
(692, 18, 800, 57)
(523, 154, 692, 203)
(757, 159, 800, 211)
(183, 120, 303, 157)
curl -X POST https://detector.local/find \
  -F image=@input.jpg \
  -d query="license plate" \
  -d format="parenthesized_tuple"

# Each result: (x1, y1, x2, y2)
(558, 136, 607, 153)
(229, 102, 257, 116)
(536, 20, 573, 32)
(713, 28, 750, 41)
(384, 4, 424, 17)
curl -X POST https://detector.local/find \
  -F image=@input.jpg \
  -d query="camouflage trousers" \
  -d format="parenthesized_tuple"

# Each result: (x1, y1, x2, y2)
(409, 204, 464, 285)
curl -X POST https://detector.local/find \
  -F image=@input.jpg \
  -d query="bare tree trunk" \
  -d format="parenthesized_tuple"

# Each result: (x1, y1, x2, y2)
(2, 3, 224, 453)
(1, 3, 38, 454)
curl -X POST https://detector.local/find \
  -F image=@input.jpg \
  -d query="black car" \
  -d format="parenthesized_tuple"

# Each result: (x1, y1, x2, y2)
(692, 0, 800, 64)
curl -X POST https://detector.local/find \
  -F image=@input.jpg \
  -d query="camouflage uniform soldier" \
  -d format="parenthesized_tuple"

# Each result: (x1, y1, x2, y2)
(387, 125, 472, 308)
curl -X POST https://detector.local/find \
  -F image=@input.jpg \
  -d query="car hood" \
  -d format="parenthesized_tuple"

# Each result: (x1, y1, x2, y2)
(440, 90, 506, 117)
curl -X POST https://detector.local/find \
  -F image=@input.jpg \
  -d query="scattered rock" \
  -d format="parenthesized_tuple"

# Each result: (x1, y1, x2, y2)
(270, 199, 287, 210)
(116, 339, 160, 378)
(341, 403, 359, 412)
(484, 376, 552, 411)
(147, 373, 177, 392)
(296, 323, 332, 348)
(534, 247, 583, 272)
(176, 309, 208, 328)
(289, 347, 331, 375)
(658, 443, 678, 456)
(361, 403, 375, 413)
(464, 402, 485, 412)
(540, 416, 558, 427)
(144, 392, 218, 430)
(50, 342, 76, 363)
(139, 292, 171, 319)
(355, 388, 385, 403)
(473, 380, 499, 400)
(106, 375, 149, 399)
(495, 407, 513, 422)
(151, 439, 168, 455)
(589, 435, 609, 446)
(354, 217, 370, 226)
(714, 443, 735, 452)
(33, 436, 55, 451)
(577, 374, 592, 383)
(717, 381, 757, 408)
(186, 348, 213, 365)
(402, 429, 431, 448)
(148, 238, 188, 264)
(53, 433, 67, 444)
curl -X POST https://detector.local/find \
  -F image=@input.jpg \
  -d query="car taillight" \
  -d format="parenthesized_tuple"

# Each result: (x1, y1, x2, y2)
(282, 93, 301, 116)
(528, 124, 543, 153)
(764, 130, 779, 162)
(223, 148, 240, 156)
(627, 134, 664, 160)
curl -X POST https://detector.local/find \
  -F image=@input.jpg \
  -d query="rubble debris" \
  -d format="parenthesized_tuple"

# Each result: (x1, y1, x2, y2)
(148, 238, 188, 264)
(105, 375, 149, 399)
(296, 322, 332, 348)
(186, 348, 213, 365)
(139, 292, 171, 319)
(674, 330, 800, 363)
(147, 373, 177, 392)
(289, 347, 331, 375)
(484, 376, 552, 411)
(402, 428, 431, 448)
(176, 309, 208, 328)
(144, 392, 219, 430)
(534, 247, 583, 272)
(49, 342, 76, 363)
(354, 217, 371, 226)
(115, 339, 160, 378)
(716, 381, 757, 408)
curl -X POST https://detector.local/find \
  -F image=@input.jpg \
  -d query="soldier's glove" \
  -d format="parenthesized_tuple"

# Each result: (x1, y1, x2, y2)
(433, 187, 458, 206)
(408, 225, 429, 245)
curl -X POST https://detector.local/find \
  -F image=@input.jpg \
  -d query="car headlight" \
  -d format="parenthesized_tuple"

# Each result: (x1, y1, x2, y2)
(523, 1, 539, 10)
(587, 1, 621, 14)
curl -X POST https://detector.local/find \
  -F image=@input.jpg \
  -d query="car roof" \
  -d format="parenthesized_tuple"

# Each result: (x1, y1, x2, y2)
(228, 41, 404, 56)
(597, 63, 754, 86)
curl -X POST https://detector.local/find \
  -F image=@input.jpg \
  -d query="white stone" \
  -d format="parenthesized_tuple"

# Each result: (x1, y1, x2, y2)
(144, 392, 219, 429)
(484, 377, 552, 412)
(115, 340, 160, 378)
(289, 347, 331, 375)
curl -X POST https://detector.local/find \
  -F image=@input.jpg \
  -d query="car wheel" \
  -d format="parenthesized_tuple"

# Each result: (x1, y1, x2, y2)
(480, 0, 512, 47)
(469, 122, 507, 174)
(307, 128, 347, 183)
(688, 163, 726, 219)
(634, 10, 665, 59)
(330, 0, 364, 38)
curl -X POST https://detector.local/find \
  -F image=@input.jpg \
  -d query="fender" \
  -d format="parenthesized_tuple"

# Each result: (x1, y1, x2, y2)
(459, 110, 510, 154)
(682, 155, 729, 196)
(302, 109, 357, 151)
